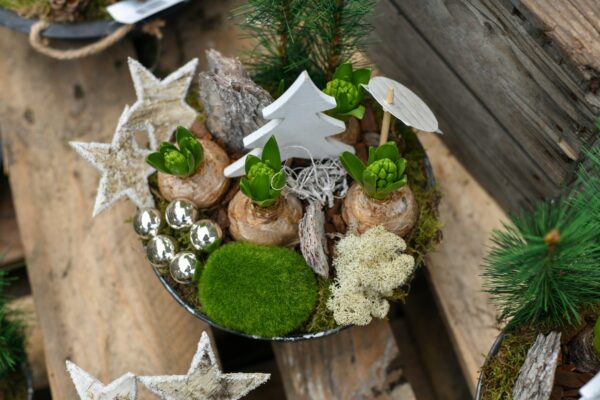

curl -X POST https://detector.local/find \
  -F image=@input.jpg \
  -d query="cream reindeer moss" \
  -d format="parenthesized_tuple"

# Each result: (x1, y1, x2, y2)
(327, 226, 415, 326)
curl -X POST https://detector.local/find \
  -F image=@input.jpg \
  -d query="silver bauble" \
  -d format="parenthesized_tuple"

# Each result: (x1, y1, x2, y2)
(169, 252, 197, 284)
(190, 219, 223, 253)
(133, 208, 163, 238)
(165, 199, 198, 230)
(146, 235, 178, 267)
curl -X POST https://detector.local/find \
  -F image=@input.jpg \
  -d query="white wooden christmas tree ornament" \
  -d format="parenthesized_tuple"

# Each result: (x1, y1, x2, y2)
(138, 331, 270, 400)
(365, 76, 439, 134)
(70, 109, 157, 217)
(581, 370, 600, 400)
(66, 360, 137, 400)
(127, 57, 199, 143)
(224, 71, 355, 177)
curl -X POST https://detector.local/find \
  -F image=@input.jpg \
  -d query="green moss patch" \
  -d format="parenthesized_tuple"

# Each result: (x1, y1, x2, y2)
(199, 243, 318, 337)
(304, 276, 337, 333)
(480, 330, 536, 400)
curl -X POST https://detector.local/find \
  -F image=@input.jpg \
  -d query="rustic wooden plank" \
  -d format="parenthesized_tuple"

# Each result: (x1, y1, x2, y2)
(389, 318, 437, 400)
(515, 0, 600, 84)
(370, 0, 599, 211)
(400, 271, 472, 400)
(417, 132, 505, 394)
(0, 28, 211, 399)
(272, 320, 415, 400)
(174, 0, 249, 63)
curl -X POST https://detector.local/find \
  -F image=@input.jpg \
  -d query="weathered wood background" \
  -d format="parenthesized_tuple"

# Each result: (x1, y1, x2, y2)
(370, 0, 600, 211)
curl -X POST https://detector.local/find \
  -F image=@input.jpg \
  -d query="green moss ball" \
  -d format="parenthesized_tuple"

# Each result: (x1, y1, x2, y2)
(199, 242, 318, 337)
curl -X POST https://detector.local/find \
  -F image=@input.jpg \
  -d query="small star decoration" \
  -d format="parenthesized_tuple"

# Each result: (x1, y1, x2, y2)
(127, 57, 199, 143)
(70, 112, 157, 217)
(66, 360, 137, 400)
(138, 332, 270, 400)
(71, 58, 199, 217)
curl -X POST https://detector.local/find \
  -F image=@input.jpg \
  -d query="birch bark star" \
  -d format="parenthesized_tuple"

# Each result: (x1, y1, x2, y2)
(66, 360, 137, 400)
(138, 332, 270, 400)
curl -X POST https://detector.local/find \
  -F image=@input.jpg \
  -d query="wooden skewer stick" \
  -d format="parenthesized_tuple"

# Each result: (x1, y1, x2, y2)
(379, 87, 394, 146)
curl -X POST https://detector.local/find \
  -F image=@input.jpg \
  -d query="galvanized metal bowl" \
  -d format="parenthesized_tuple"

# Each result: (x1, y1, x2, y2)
(152, 149, 438, 342)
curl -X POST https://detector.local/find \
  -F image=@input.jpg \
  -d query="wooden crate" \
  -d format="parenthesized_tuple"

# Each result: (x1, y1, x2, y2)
(369, 0, 600, 211)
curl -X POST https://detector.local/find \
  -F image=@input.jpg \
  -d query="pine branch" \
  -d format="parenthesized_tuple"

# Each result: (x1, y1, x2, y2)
(305, 0, 376, 81)
(484, 142, 600, 330)
(236, 0, 377, 91)
(236, 0, 315, 91)
(0, 271, 26, 378)
(483, 191, 600, 329)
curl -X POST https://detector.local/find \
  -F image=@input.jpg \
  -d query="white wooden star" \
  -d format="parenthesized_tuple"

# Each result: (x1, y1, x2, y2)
(138, 332, 270, 400)
(66, 360, 137, 400)
(127, 58, 199, 143)
(70, 108, 157, 217)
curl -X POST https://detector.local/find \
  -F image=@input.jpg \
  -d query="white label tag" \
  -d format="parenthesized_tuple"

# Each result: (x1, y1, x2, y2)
(107, 0, 186, 24)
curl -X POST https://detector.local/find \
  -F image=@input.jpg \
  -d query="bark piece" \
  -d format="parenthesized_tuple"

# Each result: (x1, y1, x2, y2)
(569, 325, 600, 374)
(333, 117, 361, 145)
(360, 104, 378, 132)
(299, 201, 329, 278)
(512, 331, 562, 400)
(198, 49, 273, 153)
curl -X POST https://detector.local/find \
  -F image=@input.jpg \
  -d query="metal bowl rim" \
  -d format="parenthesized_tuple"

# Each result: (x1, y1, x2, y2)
(474, 332, 506, 400)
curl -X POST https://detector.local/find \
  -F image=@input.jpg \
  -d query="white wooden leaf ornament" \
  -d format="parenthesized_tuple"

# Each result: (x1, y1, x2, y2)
(365, 76, 439, 133)
(224, 71, 355, 177)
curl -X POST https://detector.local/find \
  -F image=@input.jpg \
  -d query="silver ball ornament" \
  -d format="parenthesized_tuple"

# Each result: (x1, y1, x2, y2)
(190, 219, 223, 253)
(169, 252, 197, 285)
(133, 208, 163, 238)
(146, 235, 178, 267)
(165, 199, 198, 230)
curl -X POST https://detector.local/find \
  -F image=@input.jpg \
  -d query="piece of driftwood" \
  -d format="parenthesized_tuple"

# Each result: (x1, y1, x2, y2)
(272, 319, 416, 400)
(299, 201, 329, 278)
(512, 331, 562, 400)
(370, 0, 600, 212)
(199, 49, 272, 153)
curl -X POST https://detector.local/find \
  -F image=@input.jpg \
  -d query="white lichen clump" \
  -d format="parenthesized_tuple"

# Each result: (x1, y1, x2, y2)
(327, 226, 416, 326)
